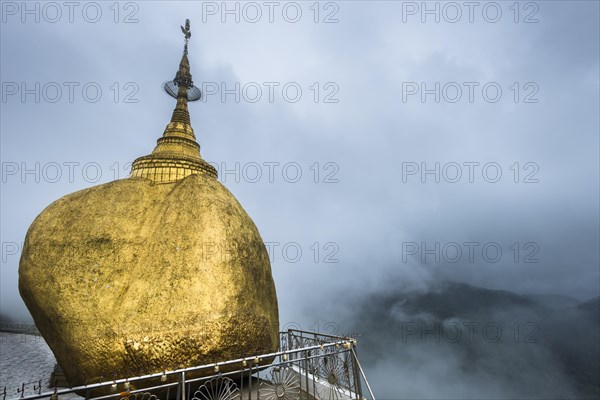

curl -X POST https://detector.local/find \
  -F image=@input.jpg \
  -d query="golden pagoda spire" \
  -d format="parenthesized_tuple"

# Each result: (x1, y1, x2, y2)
(130, 19, 217, 183)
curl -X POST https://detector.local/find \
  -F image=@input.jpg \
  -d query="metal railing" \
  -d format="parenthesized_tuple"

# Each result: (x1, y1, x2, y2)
(0, 323, 40, 336)
(3, 330, 375, 400)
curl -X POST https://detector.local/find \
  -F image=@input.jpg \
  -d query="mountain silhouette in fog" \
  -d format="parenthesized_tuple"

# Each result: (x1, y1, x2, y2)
(577, 296, 600, 314)
(392, 281, 543, 319)
(529, 293, 581, 310)
(344, 281, 599, 398)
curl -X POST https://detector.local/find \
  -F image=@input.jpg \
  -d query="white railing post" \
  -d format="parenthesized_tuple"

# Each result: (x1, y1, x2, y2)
(180, 371, 186, 400)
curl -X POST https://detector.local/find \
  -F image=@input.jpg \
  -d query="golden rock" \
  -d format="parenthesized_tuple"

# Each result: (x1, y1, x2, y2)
(18, 21, 279, 387)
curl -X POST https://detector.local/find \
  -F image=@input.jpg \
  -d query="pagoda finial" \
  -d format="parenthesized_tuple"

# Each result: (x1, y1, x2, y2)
(129, 19, 217, 183)
(172, 19, 194, 94)
(167, 19, 200, 104)
(181, 18, 191, 53)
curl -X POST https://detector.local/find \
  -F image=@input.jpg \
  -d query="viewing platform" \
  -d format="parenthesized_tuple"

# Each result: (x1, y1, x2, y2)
(1, 329, 375, 400)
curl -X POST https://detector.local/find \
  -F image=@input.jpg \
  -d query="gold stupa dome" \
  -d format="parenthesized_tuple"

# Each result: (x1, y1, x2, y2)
(18, 20, 279, 387)
(130, 20, 216, 183)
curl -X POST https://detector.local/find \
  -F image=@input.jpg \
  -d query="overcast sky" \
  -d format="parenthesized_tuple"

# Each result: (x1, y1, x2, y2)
(1, 1, 598, 329)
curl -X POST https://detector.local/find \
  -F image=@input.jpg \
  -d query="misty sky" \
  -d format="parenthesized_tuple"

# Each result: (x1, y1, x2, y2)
(1, 0, 599, 331)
